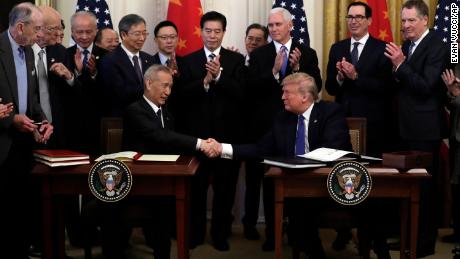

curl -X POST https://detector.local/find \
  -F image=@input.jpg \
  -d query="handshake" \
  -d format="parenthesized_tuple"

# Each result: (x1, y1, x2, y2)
(199, 138, 222, 158)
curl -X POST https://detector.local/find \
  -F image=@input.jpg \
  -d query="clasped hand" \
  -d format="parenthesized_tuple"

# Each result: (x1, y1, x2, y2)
(199, 138, 222, 158)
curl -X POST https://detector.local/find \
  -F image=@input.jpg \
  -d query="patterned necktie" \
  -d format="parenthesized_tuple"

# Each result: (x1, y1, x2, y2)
(37, 49, 52, 122)
(157, 108, 163, 128)
(18, 47, 25, 61)
(82, 49, 89, 69)
(132, 55, 143, 83)
(407, 41, 416, 60)
(351, 42, 360, 66)
(280, 45, 288, 78)
(208, 53, 216, 61)
(165, 59, 170, 66)
(295, 115, 306, 155)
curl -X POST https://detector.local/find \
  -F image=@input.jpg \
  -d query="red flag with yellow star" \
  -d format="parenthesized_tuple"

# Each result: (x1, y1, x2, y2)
(167, 0, 203, 56)
(356, 0, 393, 42)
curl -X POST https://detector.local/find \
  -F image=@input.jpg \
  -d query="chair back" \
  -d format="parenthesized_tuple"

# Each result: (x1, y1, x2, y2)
(100, 117, 123, 153)
(346, 117, 367, 155)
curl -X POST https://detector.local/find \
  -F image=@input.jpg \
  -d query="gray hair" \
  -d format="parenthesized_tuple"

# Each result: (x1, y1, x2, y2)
(270, 7, 292, 22)
(70, 11, 97, 29)
(9, 2, 39, 27)
(118, 14, 146, 35)
(282, 72, 319, 101)
(144, 64, 172, 82)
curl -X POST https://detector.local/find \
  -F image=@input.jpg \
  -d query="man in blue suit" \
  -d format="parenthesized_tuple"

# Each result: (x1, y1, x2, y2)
(385, 0, 449, 257)
(100, 14, 154, 117)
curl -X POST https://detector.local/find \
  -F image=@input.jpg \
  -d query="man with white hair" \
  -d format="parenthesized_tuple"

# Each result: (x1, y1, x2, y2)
(246, 7, 322, 250)
(0, 3, 53, 258)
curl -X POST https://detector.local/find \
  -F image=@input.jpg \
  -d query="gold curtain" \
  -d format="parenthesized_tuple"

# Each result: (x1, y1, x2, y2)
(35, 0, 56, 7)
(321, 0, 439, 100)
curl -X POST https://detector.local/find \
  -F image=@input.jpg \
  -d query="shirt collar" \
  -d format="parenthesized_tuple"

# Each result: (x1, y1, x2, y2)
(143, 95, 160, 113)
(273, 38, 292, 52)
(158, 52, 170, 65)
(32, 43, 45, 56)
(77, 43, 93, 54)
(302, 102, 314, 122)
(413, 29, 429, 46)
(121, 42, 140, 60)
(204, 46, 221, 59)
(351, 33, 369, 46)
(7, 30, 22, 54)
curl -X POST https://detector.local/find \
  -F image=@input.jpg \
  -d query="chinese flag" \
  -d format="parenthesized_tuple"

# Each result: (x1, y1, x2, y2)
(356, 0, 393, 42)
(167, 0, 203, 56)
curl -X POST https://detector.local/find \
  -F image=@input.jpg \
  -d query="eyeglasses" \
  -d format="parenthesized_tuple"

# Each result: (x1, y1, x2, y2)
(156, 34, 178, 41)
(128, 31, 150, 38)
(345, 15, 367, 22)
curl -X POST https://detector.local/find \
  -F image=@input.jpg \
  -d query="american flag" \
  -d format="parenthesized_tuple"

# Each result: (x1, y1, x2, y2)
(433, 0, 460, 44)
(272, 0, 310, 47)
(75, 0, 113, 29)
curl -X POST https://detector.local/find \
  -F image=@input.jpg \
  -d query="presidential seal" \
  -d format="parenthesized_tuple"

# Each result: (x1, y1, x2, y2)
(88, 159, 132, 202)
(327, 161, 372, 205)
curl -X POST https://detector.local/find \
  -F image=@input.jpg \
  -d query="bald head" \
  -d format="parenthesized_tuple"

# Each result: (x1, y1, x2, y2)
(37, 6, 62, 46)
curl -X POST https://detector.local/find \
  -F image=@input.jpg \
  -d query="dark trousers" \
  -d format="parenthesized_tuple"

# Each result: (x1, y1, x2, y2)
(98, 197, 173, 259)
(242, 161, 265, 228)
(0, 139, 34, 259)
(190, 158, 241, 244)
(400, 139, 441, 252)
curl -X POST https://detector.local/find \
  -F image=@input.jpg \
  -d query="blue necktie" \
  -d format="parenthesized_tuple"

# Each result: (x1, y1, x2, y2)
(351, 42, 360, 66)
(295, 115, 306, 155)
(280, 45, 288, 78)
(82, 49, 89, 69)
(17, 47, 27, 114)
(407, 41, 415, 60)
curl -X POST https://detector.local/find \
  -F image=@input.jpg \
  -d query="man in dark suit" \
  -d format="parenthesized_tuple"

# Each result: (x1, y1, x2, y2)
(325, 2, 394, 256)
(0, 3, 53, 258)
(152, 20, 184, 127)
(100, 14, 154, 117)
(211, 72, 351, 259)
(385, 0, 448, 257)
(66, 11, 107, 156)
(100, 65, 215, 259)
(247, 7, 322, 250)
(179, 11, 246, 251)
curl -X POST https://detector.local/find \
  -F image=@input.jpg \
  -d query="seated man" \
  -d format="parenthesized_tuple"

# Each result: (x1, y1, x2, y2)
(212, 72, 352, 259)
(100, 65, 215, 259)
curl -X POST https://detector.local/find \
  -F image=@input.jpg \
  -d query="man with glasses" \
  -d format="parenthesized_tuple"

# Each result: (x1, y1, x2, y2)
(325, 2, 393, 258)
(152, 20, 184, 127)
(100, 14, 154, 117)
(179, 11, 246, 251)
(0, 3, 54, 258)
(385, 1, 448, 257)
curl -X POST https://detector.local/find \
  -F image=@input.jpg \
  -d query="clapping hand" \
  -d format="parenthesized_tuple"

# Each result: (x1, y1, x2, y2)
(289, 47, 301, 72)
(33, 122, 54, 144)
(50, 62, 73, 80)
(272, 48, 285, 75)
(384, 42, 405, 68)
(442, 68, 460, 97)
(0, 98, 13, 119)
(168, 53, 180, 77)
(338, 57, 357, 80)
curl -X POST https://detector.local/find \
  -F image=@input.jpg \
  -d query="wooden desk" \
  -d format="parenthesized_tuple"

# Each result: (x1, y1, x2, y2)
(32, 156, 199, 259)
(265, 167, 430, 259)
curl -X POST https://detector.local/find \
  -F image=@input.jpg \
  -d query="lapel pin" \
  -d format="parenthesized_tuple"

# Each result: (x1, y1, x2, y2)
(50, 58, 55, 63)
(314, 119, 318, 123)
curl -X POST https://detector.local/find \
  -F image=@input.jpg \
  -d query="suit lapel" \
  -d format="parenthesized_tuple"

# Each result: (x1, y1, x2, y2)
(0, 32, 19, 108)
(140, 98, 163, 127)
(308, 104, 320, 150)
(285, 113, 298, 156)
(356, 37, 374, 69)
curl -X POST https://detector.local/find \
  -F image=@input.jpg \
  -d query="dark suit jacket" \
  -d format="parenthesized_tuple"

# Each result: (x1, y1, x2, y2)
(179, 47, 246, 142)
(152, 52, 185, 124)
(325, 36, 394, 155)
(39, 44, 71, 148)
(247, 41, 322, 140)
(394, 30, 448, 140)
(101, 45, 154, 117)
(0, 31, 45, 164)
(233, 101, 352, 159)
(65, 44, 108, 155)
(122, 98, 197, 154)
